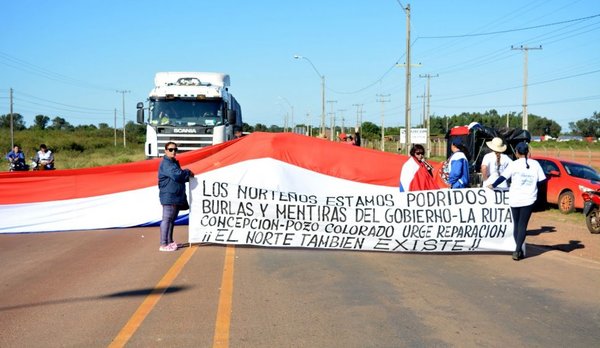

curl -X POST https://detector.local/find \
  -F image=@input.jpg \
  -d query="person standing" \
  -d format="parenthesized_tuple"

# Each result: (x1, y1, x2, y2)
(488, 142, 546, 261)
(447, 138, 469, 188)
(481, 137, 512, 189)
(158, 142, 194, 252)
(400, 144, 439, 192)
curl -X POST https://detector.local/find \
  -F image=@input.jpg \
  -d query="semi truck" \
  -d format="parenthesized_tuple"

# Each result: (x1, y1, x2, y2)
(136, 72, 242, 158)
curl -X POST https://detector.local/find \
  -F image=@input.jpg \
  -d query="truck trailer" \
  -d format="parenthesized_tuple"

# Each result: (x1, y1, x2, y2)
(136, 72, 242, 158)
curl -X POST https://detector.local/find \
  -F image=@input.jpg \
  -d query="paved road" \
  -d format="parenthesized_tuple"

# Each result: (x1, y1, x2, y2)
(1, 222, 599, 347)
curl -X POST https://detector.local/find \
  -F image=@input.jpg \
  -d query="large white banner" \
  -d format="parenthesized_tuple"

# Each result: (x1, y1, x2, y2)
(189, 159, 514, 253)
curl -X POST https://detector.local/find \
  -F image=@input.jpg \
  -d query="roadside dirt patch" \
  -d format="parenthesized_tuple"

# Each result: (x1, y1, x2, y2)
(527, 209, 599, 262)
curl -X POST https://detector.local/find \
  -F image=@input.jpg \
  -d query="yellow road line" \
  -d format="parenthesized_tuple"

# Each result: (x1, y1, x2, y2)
(108, 246, 198, 348)
(213, 245, 236, 348)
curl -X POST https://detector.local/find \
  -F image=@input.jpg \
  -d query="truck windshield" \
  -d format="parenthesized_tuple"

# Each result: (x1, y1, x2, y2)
(149, 99, 223, 126)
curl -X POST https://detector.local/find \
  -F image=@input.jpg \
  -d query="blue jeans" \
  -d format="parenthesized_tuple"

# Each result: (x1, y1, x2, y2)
(510, 204, 534, 253)
(160, 205, 180, 246)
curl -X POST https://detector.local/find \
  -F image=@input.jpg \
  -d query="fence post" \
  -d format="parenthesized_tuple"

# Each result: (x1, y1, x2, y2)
(569, 146, 574, 160)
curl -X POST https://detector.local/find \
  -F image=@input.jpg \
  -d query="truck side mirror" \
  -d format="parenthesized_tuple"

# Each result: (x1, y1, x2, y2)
(136, 102, 145, 124)
(227, 109, 237, 124)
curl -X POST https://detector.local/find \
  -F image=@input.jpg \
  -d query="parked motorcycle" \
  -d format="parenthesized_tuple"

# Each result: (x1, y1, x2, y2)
(582, 190, 600, 234)
(8, 160, 29, 171)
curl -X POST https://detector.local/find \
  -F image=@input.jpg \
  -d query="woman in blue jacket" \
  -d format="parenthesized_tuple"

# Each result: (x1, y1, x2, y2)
(158, 142, 194, 251)
(448, 138, 470, 188)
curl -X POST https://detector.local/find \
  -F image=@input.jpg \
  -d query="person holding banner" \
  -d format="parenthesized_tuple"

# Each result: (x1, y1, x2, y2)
(447, 138, 469, 189)
(399, 144, 439, 192)
(487, 142, 545, 261)
(158, 142, 194, 252)
(481, 137, 512, 189)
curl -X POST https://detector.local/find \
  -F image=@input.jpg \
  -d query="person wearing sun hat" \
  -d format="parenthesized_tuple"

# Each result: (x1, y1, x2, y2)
(487, 142, 546, 261)
(481, 137, 512, 189)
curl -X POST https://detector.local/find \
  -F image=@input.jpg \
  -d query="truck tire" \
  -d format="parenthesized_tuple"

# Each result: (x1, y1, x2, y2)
(558, 191, 575, 214)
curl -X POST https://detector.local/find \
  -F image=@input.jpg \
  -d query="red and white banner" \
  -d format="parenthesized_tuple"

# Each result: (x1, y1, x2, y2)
(1, 132, 515, 253)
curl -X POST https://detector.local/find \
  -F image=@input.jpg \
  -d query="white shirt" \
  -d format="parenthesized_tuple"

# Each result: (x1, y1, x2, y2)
(501, 158, 546, 207)
(37, 150, 53, 162)
(481, 152, 512, 188)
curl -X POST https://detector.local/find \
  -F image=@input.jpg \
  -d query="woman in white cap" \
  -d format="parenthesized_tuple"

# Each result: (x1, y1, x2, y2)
(481, 137, 512, 189)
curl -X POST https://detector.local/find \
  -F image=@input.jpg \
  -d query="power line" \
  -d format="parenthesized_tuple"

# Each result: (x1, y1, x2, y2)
(433, 68, 600, 103)
(0, 51, 117, 92)
(16, 91, 113, 112)
(419, 13, 600, 39)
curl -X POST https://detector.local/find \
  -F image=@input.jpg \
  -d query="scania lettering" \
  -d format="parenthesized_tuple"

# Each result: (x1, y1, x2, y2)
(136, 72, 242, 158)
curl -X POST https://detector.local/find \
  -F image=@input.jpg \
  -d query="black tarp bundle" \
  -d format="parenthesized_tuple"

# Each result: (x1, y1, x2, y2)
(446, 123, 531, 176)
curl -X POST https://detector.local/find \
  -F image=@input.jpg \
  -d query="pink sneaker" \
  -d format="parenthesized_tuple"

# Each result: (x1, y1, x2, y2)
(168, 241, 178, 250)
(159, 244, 176, 252)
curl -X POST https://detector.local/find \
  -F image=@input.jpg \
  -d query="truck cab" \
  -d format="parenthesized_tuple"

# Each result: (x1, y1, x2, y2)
(137, 72, 241, 158)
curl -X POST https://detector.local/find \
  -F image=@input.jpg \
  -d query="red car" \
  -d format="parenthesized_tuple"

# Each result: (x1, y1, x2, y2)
(532, 156, 600, 213)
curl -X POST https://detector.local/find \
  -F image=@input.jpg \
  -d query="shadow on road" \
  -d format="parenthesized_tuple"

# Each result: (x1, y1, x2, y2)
(528, 225, 557, 236)
(0, 285, 190, 312)
(522, 225, 588, 259)
(528, 240, 585, 257)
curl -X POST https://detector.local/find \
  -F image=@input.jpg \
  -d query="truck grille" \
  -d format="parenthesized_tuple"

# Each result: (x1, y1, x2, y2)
(156, 133, 214, 155)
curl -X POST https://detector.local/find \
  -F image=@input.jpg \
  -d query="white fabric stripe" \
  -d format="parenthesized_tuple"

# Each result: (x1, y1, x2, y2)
(1, 186, 163, 233)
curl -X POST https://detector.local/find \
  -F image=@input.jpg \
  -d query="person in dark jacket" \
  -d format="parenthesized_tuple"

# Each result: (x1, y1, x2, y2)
(158, 142, 194, 251)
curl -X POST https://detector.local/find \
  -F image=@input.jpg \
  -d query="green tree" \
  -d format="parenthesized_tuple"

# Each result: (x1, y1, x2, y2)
(32, 115, 50, 130)
(49, 116, 73, 130)
(0, 113, 26, 130)
(242, 122, 254, 132)
(360, 121, 380, 141)
(528, 114, 561, 137)
(268, 124, 282, 133)
(569, 111, 600, 138)
(254, 123, 268, 132)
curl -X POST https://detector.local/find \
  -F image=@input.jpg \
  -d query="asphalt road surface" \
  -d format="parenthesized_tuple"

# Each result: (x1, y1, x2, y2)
(1, 219, 599, 347)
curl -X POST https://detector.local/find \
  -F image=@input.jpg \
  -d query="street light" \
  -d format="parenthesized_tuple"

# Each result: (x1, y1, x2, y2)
(294, 55, 325, 137)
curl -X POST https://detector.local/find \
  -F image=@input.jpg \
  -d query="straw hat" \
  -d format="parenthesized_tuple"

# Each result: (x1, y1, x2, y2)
(486, 137, 507, 153)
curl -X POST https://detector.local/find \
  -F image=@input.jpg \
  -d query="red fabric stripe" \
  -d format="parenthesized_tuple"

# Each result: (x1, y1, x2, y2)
(0, 133, 441, 204)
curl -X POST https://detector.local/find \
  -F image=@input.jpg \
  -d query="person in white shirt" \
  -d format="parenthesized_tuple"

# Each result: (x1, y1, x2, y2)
(488, 142, 546, 261)
(481, 137, 512, 189)
(32, 144, 54, 170)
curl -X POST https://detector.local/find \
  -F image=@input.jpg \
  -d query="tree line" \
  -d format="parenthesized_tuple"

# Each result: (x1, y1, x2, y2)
(2, 109, 599, 141)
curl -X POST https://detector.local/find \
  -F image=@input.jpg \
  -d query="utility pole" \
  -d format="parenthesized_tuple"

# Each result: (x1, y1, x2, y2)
(114, 108, 117, 146)
(404, 3, 412, 155)
(116, 90, 130, 147)
(511, 45, 542, 131)
(352, 103, 364, 133)
(326, 100, 337, 140)
(376, 94, 391, 151)
(419, 73, 438, 157)
(338, 109, 347, 134)
(306, 112, 311, 136)
(9, 88, 14, 149)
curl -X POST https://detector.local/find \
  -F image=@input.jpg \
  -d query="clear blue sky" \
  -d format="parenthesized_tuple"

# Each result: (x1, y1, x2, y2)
(1, 0, 599, 134)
